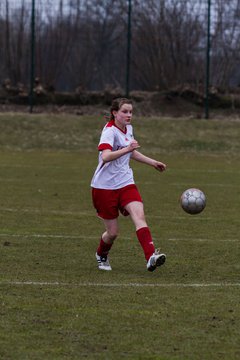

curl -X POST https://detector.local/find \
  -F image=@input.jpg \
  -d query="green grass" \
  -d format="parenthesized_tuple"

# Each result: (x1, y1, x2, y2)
(0, 113, 240, 359)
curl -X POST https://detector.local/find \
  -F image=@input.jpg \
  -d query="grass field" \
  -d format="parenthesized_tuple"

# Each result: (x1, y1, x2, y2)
(0, 112, 239, 359)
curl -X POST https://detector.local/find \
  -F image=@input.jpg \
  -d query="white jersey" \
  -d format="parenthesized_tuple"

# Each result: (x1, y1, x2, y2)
(91, 120, 135, 189)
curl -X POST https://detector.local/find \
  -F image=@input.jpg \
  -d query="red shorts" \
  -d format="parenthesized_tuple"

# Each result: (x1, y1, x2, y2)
(92, 184, 142, 219)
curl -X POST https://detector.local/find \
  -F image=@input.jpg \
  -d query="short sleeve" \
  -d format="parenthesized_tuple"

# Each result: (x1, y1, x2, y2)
(98, 126, 114, 151)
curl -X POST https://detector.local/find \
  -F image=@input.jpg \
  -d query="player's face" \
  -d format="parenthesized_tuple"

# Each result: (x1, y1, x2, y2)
(114, 103, 133, 130)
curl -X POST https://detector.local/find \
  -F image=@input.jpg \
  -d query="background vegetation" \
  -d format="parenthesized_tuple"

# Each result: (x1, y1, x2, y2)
(1, 0, 240, 93)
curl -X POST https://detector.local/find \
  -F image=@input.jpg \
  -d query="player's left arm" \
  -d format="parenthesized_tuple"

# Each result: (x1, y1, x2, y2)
(131, 150, 166, 172)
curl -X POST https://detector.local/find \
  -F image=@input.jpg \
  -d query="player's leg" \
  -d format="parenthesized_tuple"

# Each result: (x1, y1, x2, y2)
(92, 187, 119, 270)
(124, 200, 147, 230)
(97, 218, 119, 255)
(96, 218, 119, 271)
(124, 200, 154, 259)
(119, 185, 155, 262)
(124, 201, 166, 271)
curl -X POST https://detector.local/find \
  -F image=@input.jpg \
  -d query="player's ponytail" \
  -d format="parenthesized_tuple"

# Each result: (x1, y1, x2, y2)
(103, 111, 111, 121)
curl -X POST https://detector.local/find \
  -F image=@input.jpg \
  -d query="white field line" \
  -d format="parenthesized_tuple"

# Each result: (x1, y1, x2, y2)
(140, 182, 240, 188)
(0, 281, 240, 288)
(149, 215, 213, 220)
(0, 178, 87, 184)
(0, 233, 94, 239)
(0, 176, 239, 189)
(0, 207, 94, 217)
(0, 178, 238, 187)
(0, 233, 133, 240)
(0, 233, 237, 243)
(168, 238, 239, 242)
(0, 164, 71, 169)
(0, 165, 234, 171)
(170, 183, 240, 188)
(0, 207, 213, 220)
(173, 169, 240, 174)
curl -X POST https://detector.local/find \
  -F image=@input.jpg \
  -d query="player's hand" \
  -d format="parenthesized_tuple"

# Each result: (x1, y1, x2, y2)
(153, 161, 166, 172)
(128, 140, 140, 151)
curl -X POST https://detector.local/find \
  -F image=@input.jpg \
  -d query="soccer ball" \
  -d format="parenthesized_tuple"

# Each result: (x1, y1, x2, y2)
(180, 188, 206, 215)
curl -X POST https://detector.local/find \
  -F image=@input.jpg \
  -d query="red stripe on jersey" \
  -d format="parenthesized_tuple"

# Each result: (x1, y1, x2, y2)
(106, 120, 127, 134)
(98, 143, 112, 151)
(106, 120, 115, 127)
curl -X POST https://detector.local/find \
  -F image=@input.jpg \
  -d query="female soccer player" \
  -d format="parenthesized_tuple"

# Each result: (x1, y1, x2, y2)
(91, 98, 167, 271)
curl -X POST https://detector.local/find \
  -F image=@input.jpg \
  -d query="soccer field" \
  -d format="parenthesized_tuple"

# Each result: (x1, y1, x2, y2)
(0, 113, 239, 359)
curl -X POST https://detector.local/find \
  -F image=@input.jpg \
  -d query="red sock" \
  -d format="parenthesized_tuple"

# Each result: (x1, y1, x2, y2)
(136, 227, 155, 261)
(97, 238, 112, 257)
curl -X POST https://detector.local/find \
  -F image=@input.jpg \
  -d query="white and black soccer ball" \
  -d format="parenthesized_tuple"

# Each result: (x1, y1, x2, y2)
(180, 188, 206, 215)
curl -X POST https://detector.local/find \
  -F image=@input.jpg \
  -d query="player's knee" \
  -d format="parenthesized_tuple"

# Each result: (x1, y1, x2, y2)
(107, 230, 118, 242)
(134, 212, 146, 225)
(139, 213, 146, 223)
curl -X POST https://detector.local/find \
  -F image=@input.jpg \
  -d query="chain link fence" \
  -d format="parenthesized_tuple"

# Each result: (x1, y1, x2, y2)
(1, 0, 240, 114)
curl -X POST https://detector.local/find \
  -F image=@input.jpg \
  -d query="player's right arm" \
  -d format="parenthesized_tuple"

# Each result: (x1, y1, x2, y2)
(101, 140, 140, 163)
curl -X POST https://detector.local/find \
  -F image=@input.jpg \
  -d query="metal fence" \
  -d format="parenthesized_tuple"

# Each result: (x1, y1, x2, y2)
(1, 0, 240, 116)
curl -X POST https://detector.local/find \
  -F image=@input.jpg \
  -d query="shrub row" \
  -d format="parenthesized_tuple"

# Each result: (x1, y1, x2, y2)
(1, 89, 240, 109)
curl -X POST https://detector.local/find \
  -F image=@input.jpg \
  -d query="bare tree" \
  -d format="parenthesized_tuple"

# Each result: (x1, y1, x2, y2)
(1, 0, 30, 85)
(66, 0, 127, 91)
(1, 0, 240, 93)
(34, 0, 80, 89)
(131, 0, 205, 90)
(211, 0, 240, 88)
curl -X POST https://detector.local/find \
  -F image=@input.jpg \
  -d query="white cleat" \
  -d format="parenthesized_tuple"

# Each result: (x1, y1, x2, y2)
(147, 249, 166, 272)
(96, 253, 112, 271)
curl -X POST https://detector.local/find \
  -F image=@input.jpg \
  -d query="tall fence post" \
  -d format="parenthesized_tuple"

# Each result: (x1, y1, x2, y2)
(126, 0, 132, 98)
(205, 0, 211, 119)
(29, 0, 35, 113)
